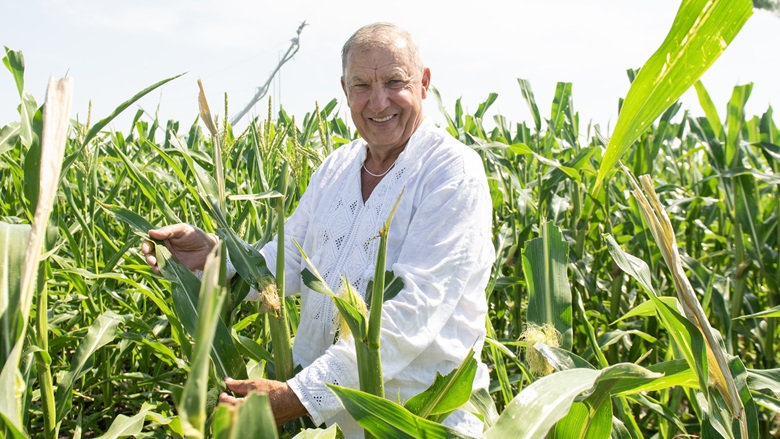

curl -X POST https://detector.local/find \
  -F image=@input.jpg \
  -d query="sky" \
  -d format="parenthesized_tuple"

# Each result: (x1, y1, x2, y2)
(2, 1, 779, 135)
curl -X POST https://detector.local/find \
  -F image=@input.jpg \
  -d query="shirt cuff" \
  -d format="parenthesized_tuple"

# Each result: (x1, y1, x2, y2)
(286, 348, 358, 426)
(287, 377, 325, 426)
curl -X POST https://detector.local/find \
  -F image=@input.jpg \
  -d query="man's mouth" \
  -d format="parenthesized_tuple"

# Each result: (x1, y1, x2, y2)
(371, 115, 394, 123)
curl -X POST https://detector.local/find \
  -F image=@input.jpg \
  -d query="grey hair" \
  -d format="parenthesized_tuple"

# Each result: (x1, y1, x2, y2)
(341, 22, 424, 75)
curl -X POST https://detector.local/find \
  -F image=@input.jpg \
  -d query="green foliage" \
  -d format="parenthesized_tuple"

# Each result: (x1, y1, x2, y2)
(595, 0, 753, 193)
(1, 0, 780, 436)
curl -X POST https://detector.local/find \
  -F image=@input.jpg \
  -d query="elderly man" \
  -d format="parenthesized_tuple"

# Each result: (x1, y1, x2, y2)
(142, 22, 494, 437)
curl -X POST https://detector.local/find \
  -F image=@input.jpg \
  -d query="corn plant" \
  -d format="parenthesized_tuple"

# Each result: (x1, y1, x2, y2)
(3, 0, 780, 436)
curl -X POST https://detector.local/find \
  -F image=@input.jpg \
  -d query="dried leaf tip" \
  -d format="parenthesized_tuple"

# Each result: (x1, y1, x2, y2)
(197, 79, 218, 137)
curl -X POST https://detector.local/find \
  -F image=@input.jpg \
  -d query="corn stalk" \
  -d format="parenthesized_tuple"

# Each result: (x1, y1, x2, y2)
(0, 77, 71, 439)
(623, 166, 747, 438)
(198, 78, 294, 382)
(270, 162, 294, 382)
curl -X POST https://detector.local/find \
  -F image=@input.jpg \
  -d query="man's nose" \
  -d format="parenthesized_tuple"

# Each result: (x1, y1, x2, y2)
(368, 85, 390, 113)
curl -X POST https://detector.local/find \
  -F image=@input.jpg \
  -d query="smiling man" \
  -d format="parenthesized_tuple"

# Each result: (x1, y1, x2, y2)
(142, 22, 494, 438)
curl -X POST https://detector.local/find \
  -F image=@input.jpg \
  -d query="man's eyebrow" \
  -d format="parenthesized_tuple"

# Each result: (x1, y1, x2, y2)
(346, 71, 371, 82)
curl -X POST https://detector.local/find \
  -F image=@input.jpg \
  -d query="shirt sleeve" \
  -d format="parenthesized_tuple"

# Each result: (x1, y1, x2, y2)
(288, 171, 493, 425)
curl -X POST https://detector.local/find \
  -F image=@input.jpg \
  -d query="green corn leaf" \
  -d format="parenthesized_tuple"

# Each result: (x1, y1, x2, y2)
(563, 364, 660, 439)
(0, 222, 29, 363)
(234, 334, 274, 364)
(747, 368, 780, 398)
(505, 143, 581, 182)
(550, 400, 612, 439)
(485, 368, 601, 439)
(365, 270, 404, 305)
(54, 311, 124, 423)
(290, 424, 341, 439)
(2, 47, 25, 97)
(2, 48, 36, 148)
(611, 296, 681, 324)
(99, 203, 162, 244)
(155, 245, 246, 380)
(734, 305, 780, 320)
(611, 359, 698, 395)
(0, 400, 26, 439)
(326, 384, 471, 439)
(721, 356, 759, 439)
(429, 87, 458, 135)
(626, 393, 689, 436)
(168, 135, 220, 204)
(549, 82, 572, 136)
(694, 80, 723, 139)
(64, 73, 184, 167)
(18, 92, 38, 149)
(209, 194, 273, 296)
(403, 349, 477, 419)
(112, 147, 180, 224)
(300, 267, 334, 298)
(459, 388, 499, 430)
(0, 221, 30, 436)
(517, 78, 541, 132)
(228, 191, 284, 202)
(604, 234, 655, 295)
(60, 73, 184, 184)
(483, 337, 525, 370)
(606, 231, 710, 395)
(522, 221, 573, 348)
(594, 0, 753, 193)
(118, 333, 186, 369)
(298, 243, 368, 339)
(0, 123, 20, 155)
(213, 223, 273, 291)
(94, 404, 155, 439)
(487, 364, 659, 439)
(725, 83, 753, 166)
(179, 242, 228, 437)
(583, 362, 662, 400)
(211, 393, 279, 439)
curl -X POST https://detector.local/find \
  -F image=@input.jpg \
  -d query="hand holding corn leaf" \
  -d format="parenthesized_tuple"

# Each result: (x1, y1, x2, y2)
(102, 205, 247, 380)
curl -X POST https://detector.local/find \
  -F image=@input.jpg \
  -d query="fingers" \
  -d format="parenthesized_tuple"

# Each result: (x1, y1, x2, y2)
(148, 223, 191, 241)
(224, 377, 256, 396)
(219, 391, 244, 405)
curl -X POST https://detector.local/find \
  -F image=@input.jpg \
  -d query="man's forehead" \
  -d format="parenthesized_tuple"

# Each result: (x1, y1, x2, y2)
(345, 47, 414, 76)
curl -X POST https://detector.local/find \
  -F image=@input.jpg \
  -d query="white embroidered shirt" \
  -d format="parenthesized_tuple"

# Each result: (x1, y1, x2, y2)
(258, 120, 494, 437)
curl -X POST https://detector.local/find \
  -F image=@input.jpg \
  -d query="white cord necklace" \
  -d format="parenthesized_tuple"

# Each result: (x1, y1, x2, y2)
(362, 158, 398, 178)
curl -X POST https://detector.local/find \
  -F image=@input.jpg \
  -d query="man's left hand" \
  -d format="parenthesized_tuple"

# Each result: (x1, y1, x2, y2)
(220, 377, 308, 426)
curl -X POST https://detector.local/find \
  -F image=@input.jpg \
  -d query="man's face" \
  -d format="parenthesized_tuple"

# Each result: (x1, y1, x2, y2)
(341, 41, 430, 156)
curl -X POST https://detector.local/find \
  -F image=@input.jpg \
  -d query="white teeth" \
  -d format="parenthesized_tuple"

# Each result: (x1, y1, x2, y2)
(373, 115, 393, 122)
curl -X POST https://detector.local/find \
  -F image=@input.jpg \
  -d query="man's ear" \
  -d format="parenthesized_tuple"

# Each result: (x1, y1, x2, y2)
(421, 68, 431, 99)
(341, 77, 347, 97)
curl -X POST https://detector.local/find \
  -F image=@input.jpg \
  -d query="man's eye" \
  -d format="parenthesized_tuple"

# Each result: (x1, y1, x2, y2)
(388, 80, 406, 88)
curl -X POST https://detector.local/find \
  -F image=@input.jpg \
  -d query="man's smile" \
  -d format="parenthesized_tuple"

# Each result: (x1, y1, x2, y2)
(370, 115, 395, 123)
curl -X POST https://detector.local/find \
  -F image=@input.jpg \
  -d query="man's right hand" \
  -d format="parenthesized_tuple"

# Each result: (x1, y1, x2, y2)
(141, 223, 218, 275)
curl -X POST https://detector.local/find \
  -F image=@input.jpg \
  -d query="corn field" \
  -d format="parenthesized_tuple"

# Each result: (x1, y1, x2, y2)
(2, 0, 780, 438)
